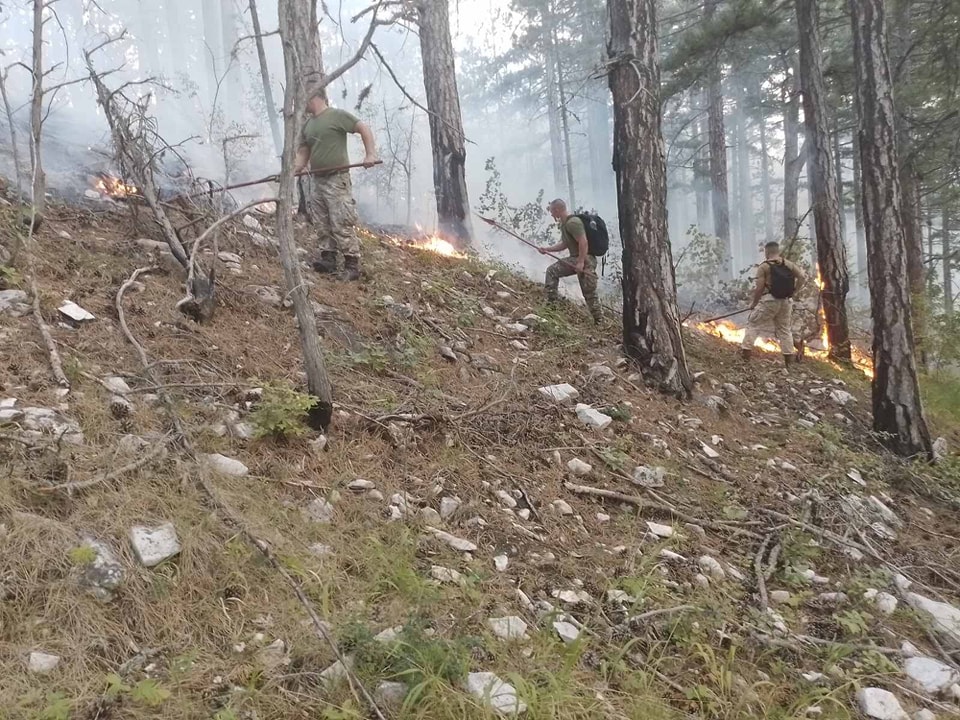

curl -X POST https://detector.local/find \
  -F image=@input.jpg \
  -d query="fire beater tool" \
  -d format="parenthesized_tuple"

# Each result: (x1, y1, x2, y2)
(476, 214, 582, 274)
(700, 308, 752, 324)
(183, 160, 383, 199)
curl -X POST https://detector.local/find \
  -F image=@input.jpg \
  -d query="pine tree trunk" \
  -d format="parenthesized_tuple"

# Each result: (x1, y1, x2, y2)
(586, 85, 611, 199)
(249, 0, 283, 156)
(416, 0, 472, 245)
(544, 23, 565, 194)
(852, 130, 868, 290)
(797, 0, 851, 359)
(834, 119, 847, 243)
(734, 82, 754, 261)
(694, 94, 712, 232)
(277, 0, 333, 430)
(608, 0, 692, 398)
(728, 120, 740, 267)
(555, 48, 577, 209)
(705, 0, 731, 276)
(782, 62, 805, 243)
(29, 0, 45, 215)
(944, 206, 953, 315)
(849, 0, 932, 459)
(758, 90, 774, 241)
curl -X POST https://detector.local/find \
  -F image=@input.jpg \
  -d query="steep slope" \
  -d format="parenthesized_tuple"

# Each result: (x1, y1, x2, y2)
(2, 202, 960, 720)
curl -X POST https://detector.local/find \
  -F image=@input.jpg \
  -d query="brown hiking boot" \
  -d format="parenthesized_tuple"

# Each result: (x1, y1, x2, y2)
(739, 348, 753, 361)
(783, 353, 796, 368)
(339, 255, 361, 282)
(312, 250, 338, 274)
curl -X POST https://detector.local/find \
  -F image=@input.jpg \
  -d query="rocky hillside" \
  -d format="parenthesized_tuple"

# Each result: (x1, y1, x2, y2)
(2, 201, 960, 720)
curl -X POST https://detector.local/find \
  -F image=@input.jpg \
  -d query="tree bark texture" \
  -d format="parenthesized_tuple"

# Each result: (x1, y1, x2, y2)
(944, 206, 953, 315)
(693, 98, 711, 233)
(277, 0, 333, 430)
(852, 130, 868, 290)
(608, 0, 692, 398)
(249, 0, 283, 156)
(733, 82, 754, 262)
(833, 119, 847, 243)
(416, 0, 473, 245)
(850, 0, 932, 458)
(552, 26, 577, 209)
(705, 0, 731, 276)
(757, 88, 774, 241)
(29, 0, 45, 213)
(796, 0, 851, 359)
(782, 60, 805, 244)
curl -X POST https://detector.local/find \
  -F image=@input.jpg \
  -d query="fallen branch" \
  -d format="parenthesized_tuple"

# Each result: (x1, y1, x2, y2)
(26, 267, 69, 389)
(754, 534, 773, 611)
(625, 604, 699, 625)
(43, 438, 169, 493)
(563, 481, 764, 540)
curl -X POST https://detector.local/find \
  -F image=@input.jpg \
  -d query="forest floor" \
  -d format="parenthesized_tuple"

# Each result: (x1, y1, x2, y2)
(3, 198, 960, 720)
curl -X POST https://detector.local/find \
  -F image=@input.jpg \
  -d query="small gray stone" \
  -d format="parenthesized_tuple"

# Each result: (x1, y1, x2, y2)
(538, 383, 579, 403)
(698, 555, 726, 580)
(645, 521, 674, 538)
(28, 651, 61, 674)
(0, 289, 31, 317)
(487, 616, 529, 641)
(129, 523, 181, 567)
(439, 496, 461, 519)
(632, 465, 666, 488)
(904, 656, 959, 695)
(575, 404, 613, 430)
(303, 498, 335, 524)
(374, 681, 408, 708)
(431, 565, 467, 586)
(770, 590, 792, 604)
(552, 620, 580, 644)
(102, 376, 132, 395)
(78, 536, 124, 600)
(200, 453, 249, 477)
(913, 710, 937, 720)
(419, 507, 443, 525)
(425, 526, 477, 552)
(566, 458, 592, 476)
(347, 479, 376, 492)
(905, 592, 960, 647)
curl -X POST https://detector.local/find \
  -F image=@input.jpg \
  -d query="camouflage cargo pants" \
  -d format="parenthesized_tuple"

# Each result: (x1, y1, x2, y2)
(545, 254, 602, 322)
(742, 296, 795, 355)
(307, 171, 361, 257)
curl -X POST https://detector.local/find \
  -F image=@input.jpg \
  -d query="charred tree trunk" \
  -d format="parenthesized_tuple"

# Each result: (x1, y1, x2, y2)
(29, 0, 45, 214)
(416, 0, 472, 245)
(834, 120, 847, 243)
(249, 0, 283, 156)
(277, 0, 333, 430)
(782, 60, 805, 243)
(944, 206, 953, 315)
(608, 0, 692, 398)
(796, 0, 851, 359)
(850, 0, 932, 458)
(705, 0, 731, 276)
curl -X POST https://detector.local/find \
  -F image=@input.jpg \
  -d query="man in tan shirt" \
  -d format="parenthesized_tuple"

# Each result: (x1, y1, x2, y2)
(741, 241, 806, 366)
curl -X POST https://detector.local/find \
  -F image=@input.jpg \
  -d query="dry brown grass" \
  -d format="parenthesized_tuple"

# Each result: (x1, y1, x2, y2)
(1, 202, 959, 719)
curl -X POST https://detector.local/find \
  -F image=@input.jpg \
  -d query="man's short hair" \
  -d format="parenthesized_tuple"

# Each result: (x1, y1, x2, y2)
(764, 241, 780, 252)
(548, 198, 567, 210)
(306, 83, 328, 103)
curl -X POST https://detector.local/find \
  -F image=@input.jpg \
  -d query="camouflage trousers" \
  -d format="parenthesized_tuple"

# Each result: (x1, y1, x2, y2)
(742, 296, 795, 354)
(545, 254, 602, 322)
(307, 171, 361, 257)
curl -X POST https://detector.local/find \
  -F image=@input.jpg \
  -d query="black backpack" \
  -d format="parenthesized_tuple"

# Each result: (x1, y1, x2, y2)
(767, 260, 796, 299)
(570, 213, 609, 257)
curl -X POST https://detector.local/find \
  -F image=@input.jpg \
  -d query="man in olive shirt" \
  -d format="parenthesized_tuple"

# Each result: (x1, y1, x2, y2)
(294, 89, 378, 281)
(537, 198, 602, 323)
(741, 241, 806, 365)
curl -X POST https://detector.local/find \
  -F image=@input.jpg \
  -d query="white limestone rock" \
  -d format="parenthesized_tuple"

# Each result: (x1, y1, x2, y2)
(129, 523, 181, 567)
(425, 526, 477, 552)
(348, 479, 376, 492)
(303, 497, 335, 524)
(551, 499, 574, 516)
(439, 496, 461, 519)
(486, 616, 529, 641)
(200, 453, 249, 477)
(78, 536, 124, 600)
(552, 621, 580, 644)
(904, 656, 959, 696)
(463, 672, 527, 715)
(374, 681, 408, 708)
(645, 521, 674, 538)
(28, 651, 61, 674)
(698, 555, 726, 580)
(632, 465, 666, 488)
(0, 289, 30, 317)
(566, 458, 592, 476)
(575, 403, 612, 430)
(538, 383, 579, 403)
(431, 565, 467, 586)
(856, 688, 909, 720)
(906, 592, 960, 647)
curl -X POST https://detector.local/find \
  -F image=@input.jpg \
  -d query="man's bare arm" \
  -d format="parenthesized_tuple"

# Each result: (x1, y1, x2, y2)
(574, 233, 588, 271)
(539, 241, 567, 254)
(750, 273, 765, 308)
(353, 121, 379, 166)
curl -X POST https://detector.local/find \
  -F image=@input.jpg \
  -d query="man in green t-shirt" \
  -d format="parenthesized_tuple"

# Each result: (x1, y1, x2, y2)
(537, 198, 602, 323)
(294, 89, 378, 281)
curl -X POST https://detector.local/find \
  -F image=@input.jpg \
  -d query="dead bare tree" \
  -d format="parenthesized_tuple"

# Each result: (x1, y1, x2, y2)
(29, 0, 45, 214)
(0, 59, 24, 200)
(246, 0, 282, 156)
(275, 0, 394, 434)
(83, 35, 219, 323)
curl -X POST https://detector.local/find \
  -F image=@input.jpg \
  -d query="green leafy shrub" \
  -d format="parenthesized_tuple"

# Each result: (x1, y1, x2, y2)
(250, 382, 318, 440)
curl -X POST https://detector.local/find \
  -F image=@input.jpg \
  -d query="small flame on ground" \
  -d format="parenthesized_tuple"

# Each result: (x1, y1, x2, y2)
(374, 224, 466, 259)
(688, 317, 874, 379)
(94, 174, 138, 198)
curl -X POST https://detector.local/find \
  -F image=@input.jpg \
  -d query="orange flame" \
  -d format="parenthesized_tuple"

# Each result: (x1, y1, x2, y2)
(94, 175, 138, 197)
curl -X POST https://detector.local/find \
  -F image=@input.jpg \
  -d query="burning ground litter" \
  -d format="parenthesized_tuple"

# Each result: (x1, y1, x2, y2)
(2, 201, 960, 719)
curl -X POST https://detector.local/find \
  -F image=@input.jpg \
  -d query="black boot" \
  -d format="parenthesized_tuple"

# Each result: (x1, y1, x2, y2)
(312, 250, 338, 274)
(339, 254, 360, 282)
(783, 353, 796, 368)
(739, 348, 753, 361)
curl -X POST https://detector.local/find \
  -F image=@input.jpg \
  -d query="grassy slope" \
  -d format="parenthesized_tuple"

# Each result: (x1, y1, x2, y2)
(2, 203, 960, 720)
